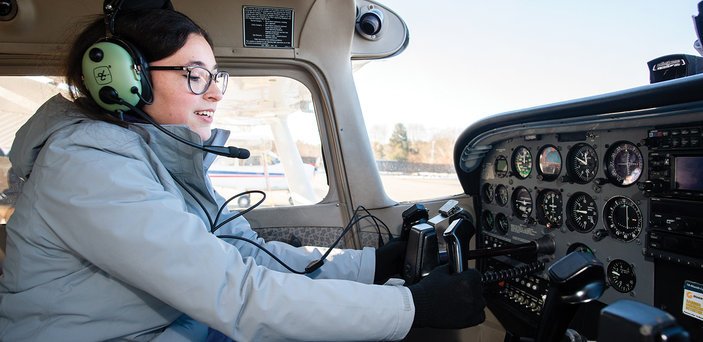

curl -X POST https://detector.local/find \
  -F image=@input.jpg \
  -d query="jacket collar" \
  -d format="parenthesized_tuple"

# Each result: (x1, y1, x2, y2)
(134, 123, 230, 176)
(134, 124, 231, 211)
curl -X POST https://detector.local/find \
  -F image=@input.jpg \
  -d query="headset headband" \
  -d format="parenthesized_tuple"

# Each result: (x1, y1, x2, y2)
(103, 0, 174, 16)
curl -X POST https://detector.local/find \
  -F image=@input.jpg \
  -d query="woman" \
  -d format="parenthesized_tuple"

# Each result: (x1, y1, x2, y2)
(0, 7, 484, 341)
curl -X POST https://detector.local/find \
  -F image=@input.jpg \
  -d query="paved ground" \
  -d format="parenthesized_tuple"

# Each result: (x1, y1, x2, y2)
(379, 173, 463, 203)
(217, 172, 463, 209)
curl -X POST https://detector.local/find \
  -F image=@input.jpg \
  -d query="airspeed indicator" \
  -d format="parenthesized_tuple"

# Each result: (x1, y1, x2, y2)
(512, 146, 533, 179)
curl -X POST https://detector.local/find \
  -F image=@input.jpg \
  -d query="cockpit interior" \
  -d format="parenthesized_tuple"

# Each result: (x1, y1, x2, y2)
(1, 0, 703, 341)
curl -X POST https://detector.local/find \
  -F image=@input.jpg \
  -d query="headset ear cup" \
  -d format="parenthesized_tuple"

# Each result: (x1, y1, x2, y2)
(81, 37, 151, 113)
(119, 37, 153, 105)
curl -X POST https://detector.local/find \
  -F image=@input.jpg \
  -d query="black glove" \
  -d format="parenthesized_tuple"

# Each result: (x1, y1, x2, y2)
(374, 238, 407, 284)
(407, 264, 486, 329)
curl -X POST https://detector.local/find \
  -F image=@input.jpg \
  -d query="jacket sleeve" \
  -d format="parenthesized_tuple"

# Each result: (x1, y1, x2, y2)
(34, 135, 413, 341)
(211, 206, 376, 284)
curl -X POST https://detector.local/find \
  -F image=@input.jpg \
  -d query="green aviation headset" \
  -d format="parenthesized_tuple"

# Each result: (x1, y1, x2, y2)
(80, 0, 250, 160)
(81, 37, 151, 112)
(81, 0, 172, 113)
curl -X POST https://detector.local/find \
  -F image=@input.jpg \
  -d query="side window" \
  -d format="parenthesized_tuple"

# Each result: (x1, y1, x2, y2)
(211, 76, 328, 209)
(0, 76, 64, 223)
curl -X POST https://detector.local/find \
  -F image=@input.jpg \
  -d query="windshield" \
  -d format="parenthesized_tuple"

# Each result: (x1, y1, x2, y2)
(353, 1, 700, 202)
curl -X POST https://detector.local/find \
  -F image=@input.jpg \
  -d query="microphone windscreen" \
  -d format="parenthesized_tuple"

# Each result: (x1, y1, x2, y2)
(236, 148, 250, 159)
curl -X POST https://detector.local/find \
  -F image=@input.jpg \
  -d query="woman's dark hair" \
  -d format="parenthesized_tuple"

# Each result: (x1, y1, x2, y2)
(65, 9, 213, 126)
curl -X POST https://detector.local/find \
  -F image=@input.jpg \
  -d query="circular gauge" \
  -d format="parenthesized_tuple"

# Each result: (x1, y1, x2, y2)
(566, 192, 598, 233)
(511, 146, 533, 179)
(482, 183, 494, 204)
(512, 186, 533, 219)
(482, 210, 494, 232)
(495, 213, 509, 235)
(607, 259, 636, 293)
(494, 155, 508, 178)
(566, 143, 598, 184)
(604, 141, 644, 186)
(537, 145, 562, 181)
(495, 184, 509, 206)
(536, 189, 563, 228)
(603, 196, 643, 242)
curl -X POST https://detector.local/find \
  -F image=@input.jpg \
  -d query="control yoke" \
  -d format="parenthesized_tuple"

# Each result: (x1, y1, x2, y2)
(462, 234, 555, 261)
(400, 201, 555, 284)
(535, 251, 606, 342)
(598, 299, 690, 342)
(401, 204, 691, 341)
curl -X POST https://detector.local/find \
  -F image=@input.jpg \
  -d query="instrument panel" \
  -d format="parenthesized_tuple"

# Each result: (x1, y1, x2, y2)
(454, 76, 703, 340)
(470, 113, 703, 339)
(477, 129, 654, 317)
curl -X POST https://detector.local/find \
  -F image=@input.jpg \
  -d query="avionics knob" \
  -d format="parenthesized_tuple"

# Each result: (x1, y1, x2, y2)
(593, 229, 608, 242)
(669, 218, 689, 232)
(637, 179, 667, 194)
(594, 178, 608, 186)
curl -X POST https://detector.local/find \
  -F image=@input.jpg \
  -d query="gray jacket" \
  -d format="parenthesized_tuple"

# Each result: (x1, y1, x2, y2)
(0, 95, 413, 341)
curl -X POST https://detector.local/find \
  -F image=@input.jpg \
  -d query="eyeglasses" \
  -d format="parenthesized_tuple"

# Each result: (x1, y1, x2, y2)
(150, 65, 229, 95)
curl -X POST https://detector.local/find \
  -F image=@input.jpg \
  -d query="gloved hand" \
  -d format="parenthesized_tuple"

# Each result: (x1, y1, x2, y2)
(374, 237, 407, 284)
(407, 264, 486, 329)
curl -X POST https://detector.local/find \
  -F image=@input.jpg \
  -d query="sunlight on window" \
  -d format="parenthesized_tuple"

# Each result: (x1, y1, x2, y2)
(212, 76, 328, 208)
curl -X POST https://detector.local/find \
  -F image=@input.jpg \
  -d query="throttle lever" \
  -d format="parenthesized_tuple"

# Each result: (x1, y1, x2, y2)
(442, 217, 475, 273)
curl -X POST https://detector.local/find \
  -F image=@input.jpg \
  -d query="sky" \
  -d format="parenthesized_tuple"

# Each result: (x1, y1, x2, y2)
(353, 1, 703, 142)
